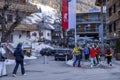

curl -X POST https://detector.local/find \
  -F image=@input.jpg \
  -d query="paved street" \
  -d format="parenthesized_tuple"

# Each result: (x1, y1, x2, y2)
(1, 56, 120, 80)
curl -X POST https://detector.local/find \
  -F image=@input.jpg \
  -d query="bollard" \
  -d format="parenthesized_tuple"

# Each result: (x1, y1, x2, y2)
(65, 54, 68, 63)
(44, 55, 48, 64)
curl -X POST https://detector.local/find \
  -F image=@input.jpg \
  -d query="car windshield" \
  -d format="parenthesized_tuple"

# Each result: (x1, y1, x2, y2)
(57, 50, 67, 53)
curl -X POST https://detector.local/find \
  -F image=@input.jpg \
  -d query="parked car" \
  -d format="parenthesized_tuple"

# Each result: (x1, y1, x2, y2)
(40, 48, 55, 56)
(34, 43, 54, 56)
(54, 48, 73, 61)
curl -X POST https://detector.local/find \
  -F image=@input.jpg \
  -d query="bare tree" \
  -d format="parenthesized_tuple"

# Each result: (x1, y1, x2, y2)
(0, 0, 22, 42)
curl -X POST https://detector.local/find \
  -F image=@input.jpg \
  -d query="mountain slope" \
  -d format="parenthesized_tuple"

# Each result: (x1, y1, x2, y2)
(29, 0, 99, 13)
(76, 0, 99, 13)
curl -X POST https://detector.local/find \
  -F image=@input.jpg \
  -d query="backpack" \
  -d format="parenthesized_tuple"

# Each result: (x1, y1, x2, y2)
(14, 49, 23, 61)
(106, 48, 111, 55)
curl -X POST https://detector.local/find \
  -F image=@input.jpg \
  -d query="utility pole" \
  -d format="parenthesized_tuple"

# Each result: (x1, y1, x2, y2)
(100, 0, 104, 54)
(75, 24, 77, 46)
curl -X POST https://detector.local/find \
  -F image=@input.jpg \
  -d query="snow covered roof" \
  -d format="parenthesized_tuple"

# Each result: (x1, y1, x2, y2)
(21, 12, 42, 24)
(21, 12, 55, 30)
(22, 1, 57, 30)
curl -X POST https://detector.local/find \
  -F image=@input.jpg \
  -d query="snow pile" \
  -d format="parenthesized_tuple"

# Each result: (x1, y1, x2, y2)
(5, 59, 15, 65)
(24, 56, 37, 60)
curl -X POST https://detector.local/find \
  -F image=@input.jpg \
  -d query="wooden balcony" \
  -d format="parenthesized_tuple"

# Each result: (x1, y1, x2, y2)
(77, 28, 99, 33)
(0, 1, 37, 13)
(0, 23, 38, 31)
(14, 24, 38, 31)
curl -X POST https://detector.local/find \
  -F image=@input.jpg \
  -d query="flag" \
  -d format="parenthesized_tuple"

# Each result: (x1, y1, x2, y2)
(68, 0, 76, 29)
(62, 0, 68, 30)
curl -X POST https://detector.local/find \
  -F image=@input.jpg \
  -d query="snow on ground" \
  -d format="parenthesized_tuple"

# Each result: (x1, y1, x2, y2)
(5, 59, 15, 65)
(5, 56, 37, 65)
(24, 56, 37, 60)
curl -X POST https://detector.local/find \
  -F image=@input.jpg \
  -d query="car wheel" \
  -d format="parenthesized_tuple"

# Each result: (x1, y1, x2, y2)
(55, 58, 59, 61)
(55, 58, 57, 61)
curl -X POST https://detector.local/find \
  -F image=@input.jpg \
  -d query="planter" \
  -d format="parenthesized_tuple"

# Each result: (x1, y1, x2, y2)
(115, 53, 120, 60)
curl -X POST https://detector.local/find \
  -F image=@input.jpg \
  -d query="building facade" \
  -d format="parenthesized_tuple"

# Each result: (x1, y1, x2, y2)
(0, 0, 37, 46)
(76, 9, 106, 41)
(106, 0, 120, 39)
(96, 0, 120, 40)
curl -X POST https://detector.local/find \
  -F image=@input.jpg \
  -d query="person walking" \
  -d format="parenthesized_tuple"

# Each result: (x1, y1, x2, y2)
(0, 44, 7, 77)
(105, 45, 113, 66)
(90, 45, 97, 68)
(72, 45, 81, 67)
(96, 46, 101, 64)
(12, 43, 26, 77)
(83, 45, 90, 60)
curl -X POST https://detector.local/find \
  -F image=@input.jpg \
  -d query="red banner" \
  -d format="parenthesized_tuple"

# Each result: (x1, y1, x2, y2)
(62, 0, 68, 30)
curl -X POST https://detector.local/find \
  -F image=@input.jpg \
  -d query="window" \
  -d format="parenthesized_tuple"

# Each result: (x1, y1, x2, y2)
(113, 22, 116, 31)
(85, 24, 91, 31)
(26, 31, 30, 38)
(8, 34, 13, 42)
(109, 24, 112, 33)
(7, 14, 13, 22)
(113, 4, 116, 13)
(47, 33, 50, 36)
(109, 7, 112, 17)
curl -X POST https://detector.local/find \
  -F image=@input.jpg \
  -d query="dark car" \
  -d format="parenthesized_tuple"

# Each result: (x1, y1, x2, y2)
(40, 48, 55, 56)
(54, 48, 73, 61)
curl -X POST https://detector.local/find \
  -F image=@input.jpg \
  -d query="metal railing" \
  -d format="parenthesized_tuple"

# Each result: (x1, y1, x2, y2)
(76, 18, 101, 22)
(76, 28, 99, 32)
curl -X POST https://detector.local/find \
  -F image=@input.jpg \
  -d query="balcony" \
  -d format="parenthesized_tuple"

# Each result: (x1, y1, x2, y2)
(0, 1, 37, 13)
(0, 23, 38, 31)
(76, 28, 99, 34)
(76, 18, 101, 24)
